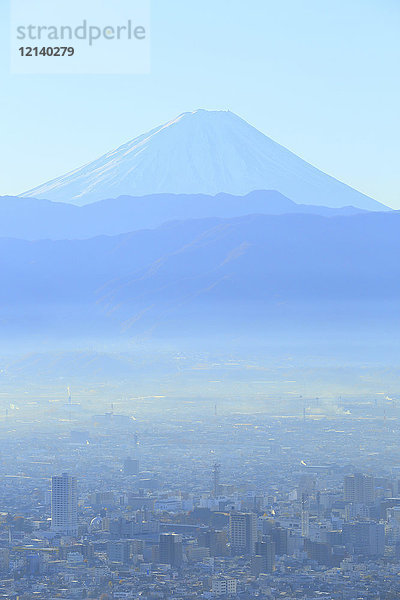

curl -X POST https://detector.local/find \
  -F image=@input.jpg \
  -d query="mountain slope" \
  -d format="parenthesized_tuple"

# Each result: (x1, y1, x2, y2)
(0, 191, 367, 240)
(20, 110, 386, 210)
(0, 212, 399, 340)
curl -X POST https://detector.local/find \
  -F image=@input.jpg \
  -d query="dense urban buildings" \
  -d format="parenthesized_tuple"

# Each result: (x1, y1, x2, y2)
(1, 398, 400, 599)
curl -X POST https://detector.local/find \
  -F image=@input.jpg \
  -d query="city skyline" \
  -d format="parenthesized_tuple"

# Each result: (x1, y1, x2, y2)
(1, 405, 400, 598)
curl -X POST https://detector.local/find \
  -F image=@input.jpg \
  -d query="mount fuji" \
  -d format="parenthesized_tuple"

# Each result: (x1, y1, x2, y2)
(21, 109, 386, 211)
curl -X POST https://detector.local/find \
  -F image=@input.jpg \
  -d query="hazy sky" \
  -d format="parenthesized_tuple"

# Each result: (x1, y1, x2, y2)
(0, 0, 399, 207)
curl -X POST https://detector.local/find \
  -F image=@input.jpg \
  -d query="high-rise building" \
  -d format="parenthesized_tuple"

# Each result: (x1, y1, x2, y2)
(272, 526, 288, 556)
(0, 549, 9, 574)
(107, 540, 130, 564)
(123, 457, 139, 476)
(344, 473, 374, 503)
(159, 533, 183, 567)
(304, 540, 334, 566)
(212, 462, 221, 496)
(51, 473, 78, 536)
(301, 493, 310, 537)
(198, 528, 228, 556)
(228, 512, 257, 555)
(342, 521, 385, 556)
(252, 536, 275, 574)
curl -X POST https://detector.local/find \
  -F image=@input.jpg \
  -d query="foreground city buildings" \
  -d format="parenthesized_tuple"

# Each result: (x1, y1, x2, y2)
(1, 402, 400, 599)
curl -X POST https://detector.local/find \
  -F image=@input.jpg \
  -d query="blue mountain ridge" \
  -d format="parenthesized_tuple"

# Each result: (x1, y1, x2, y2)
(0, 190, 369, 240)
(0, 211, 399, 339)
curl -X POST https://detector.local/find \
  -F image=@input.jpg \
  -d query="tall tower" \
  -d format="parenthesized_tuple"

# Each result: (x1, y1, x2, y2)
(301, 493, 309, 538)
(51, 473, 78, 536)
(212, 462, 221, 497)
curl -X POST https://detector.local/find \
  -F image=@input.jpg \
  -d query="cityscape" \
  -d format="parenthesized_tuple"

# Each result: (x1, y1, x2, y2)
(1, 1, 398, 599)
(1, 397, 400, 599)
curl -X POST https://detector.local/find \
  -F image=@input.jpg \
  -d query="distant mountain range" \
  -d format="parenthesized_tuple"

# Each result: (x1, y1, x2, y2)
(0, 190, 369, 240)
(1, 211, 399, 339)
(1, 107, 395, 357)
(20, 109, 387, 211)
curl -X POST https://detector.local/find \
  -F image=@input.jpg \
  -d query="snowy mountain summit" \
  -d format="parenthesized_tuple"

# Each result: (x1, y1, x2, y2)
(21, 109, 385, 210)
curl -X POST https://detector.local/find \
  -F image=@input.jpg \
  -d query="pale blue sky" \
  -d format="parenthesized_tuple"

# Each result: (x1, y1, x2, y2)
(0, 0, 399, 207)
